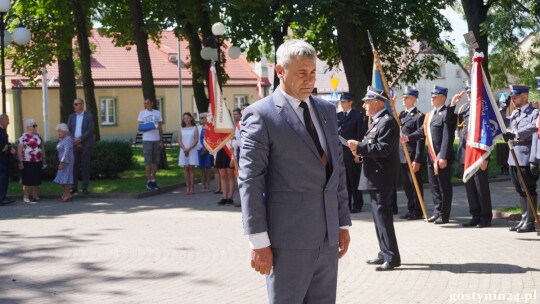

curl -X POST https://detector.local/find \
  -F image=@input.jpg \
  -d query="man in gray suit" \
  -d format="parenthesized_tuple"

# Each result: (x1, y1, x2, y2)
(238, 40, 351, 303)
(67, 98, 95, 194)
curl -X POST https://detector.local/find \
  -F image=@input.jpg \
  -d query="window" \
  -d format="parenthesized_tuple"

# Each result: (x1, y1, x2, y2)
(234, 95, 248, 109)
(156, 97, 165, 124)
(436, 63, 445, 79)
(100, 97, 116, 125)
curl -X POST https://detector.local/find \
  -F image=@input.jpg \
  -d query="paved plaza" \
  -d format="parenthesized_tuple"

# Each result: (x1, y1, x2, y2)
(0, 179, 539, 304)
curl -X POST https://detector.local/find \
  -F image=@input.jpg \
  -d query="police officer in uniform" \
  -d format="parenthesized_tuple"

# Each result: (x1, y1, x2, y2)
(338, 92, 368, 213)
(402, 86, 456, 224)
(397, 87, 425, 220)
(503, 84, 539, 233)
(348, 86, 401, 271)
(452, 81, 493, 228)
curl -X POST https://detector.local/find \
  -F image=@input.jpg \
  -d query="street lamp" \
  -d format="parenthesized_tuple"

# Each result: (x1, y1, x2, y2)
(200, 22, 241, 90)
(0, 0, 31, 113)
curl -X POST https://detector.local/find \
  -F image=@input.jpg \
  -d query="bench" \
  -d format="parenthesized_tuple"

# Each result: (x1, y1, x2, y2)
(132, 132, 174, 148)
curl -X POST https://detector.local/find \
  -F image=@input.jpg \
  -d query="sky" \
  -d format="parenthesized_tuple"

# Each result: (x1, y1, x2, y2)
(440, 6, 469, 57)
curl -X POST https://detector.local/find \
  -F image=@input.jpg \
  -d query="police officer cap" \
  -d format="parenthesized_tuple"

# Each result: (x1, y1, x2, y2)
(465, 80, 471, 92)
(509, 84, 529, 96)
(403, 87, 419, 98)
(340, 92, 354, 101)
(431, 85, 448, 96)
(536, 77, 540, 90)
(362, 86, 388, 102)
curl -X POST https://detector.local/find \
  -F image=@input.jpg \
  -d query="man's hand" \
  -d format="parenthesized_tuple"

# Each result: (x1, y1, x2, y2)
(73, 137, 81, 145)
(354, 155, 361, 164)
(400, 135, 409, 143)
(58, 163, 65, 170)
(347, 140, 359, 157)
(338, 229, 350, 259)
(451, 90, 465, 106)
(480, 160, 488, 171)
(530, 163, 539, 176)
(251, 246, 273, 275)
(390, 93, 397, 107)
(438, 159, 448, 169)
(412, 162, 421, 173)
(502, 132, 516, 142)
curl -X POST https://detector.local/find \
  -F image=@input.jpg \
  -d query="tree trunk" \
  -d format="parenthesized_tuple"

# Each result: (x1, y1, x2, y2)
(58, 48, 78, 123)
(272, 29, 285, 91)
(184, 20, 210, 114)
(461, 0, 489, 81)
(71, 0, 101, 141)
(129, 0, 157, 104)
(335, 17, 373, 109)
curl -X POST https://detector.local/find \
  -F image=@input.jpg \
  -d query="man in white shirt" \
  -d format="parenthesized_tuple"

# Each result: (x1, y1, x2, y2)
(137, 98, 163, 191)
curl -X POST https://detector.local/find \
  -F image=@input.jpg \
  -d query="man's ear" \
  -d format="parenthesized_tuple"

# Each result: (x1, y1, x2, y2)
(275, 64, 284, 79)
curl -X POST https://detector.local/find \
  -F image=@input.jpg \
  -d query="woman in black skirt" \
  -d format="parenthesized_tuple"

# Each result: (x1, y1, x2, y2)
(215, 146, 236, 206)
(17, 119, 45, 203)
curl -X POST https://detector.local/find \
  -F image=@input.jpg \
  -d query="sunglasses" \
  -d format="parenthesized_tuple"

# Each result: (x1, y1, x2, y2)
(32, 124, 37, 128)
(73, 103, 82, 106)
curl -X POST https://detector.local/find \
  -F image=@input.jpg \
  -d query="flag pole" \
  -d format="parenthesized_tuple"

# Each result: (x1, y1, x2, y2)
(367, 30, 429, 221)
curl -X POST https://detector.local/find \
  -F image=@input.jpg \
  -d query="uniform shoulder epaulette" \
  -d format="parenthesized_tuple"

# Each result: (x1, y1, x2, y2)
(417, 110, 424, 116)
(384, 114, 392, 120)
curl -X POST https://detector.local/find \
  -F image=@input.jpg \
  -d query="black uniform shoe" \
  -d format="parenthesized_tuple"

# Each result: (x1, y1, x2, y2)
(366, 258, 385, 265)
(399, 212, 411, 219)
(517, 223, 536, 233)
(217, 199, 228, 206)
(407, 213, 423, 221)
(434, 218, 449, 224)
(462, 219, 480, 227)
(476, 222, 491, 228)
(375, 262, 400, 271)
(427, 215, 439, 223)
(226, 199, 234, 205)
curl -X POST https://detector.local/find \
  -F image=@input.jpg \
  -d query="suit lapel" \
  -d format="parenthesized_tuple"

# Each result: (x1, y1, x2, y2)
(430, 105, 446, 126)
(310, 96, 333, 165)
(274, 90, 320, 159)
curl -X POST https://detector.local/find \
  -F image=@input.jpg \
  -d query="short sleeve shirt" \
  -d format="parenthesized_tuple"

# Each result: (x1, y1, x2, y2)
(18, 133, 43, 162)
(137, 109, 163, 141)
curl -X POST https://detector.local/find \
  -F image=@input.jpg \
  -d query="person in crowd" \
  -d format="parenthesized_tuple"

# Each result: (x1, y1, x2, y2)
(232, 108, 242, 163)
(17, 119, 45, 203)
(452, 81, 493, 228)
(137, 98, 163, 191)
(397, 88, 425, 221)
(54, 123, 75, 202)
(402, 86, 456, 224)
(67, 98, 95, 195)
(348, 86, 401, 271)
(178, 112, 199, 195)
(198, 113, 212, 192)
(215, 144, 235, 205)
(0, 114, 16, 205)
(503, 84, 539, 233)
(239, 39, 350, 303)
(337, 92, 367, 213)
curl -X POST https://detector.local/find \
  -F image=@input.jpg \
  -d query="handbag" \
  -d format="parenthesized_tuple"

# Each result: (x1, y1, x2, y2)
(138, 122, 156, 132)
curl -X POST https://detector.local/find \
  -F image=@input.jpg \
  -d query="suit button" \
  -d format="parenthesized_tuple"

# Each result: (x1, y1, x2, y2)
(375, 170, 378, 173)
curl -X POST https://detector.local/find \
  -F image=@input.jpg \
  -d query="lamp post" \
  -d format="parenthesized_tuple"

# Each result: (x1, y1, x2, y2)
(0, 0, 31, 114)
(200, 22, 241, 90)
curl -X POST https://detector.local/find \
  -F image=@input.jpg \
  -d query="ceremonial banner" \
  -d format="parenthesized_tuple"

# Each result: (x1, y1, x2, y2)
(204, 62, 235, 156)
(463, 52, 507, 182)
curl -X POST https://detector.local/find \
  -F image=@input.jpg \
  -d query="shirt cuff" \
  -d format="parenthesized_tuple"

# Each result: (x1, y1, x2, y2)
(339, 226, 350, 230)
(248, 231, 271, 249)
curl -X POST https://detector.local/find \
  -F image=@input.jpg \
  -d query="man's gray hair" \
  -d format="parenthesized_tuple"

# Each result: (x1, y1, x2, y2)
(56, 123, 70, 133)
(0, 114, 9, 121)
(276, 39, 317, 68)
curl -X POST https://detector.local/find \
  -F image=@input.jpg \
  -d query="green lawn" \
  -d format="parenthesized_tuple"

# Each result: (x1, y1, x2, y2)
(7, 147, 185, 196)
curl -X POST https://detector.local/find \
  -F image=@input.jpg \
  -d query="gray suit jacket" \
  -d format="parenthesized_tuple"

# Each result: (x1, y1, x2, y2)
(67, 111, 95, 148)
(238, 89, 351, 250)
(507, 104, 538, 166)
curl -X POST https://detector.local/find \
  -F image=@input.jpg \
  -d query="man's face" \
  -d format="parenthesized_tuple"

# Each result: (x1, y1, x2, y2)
(431, 95, 446, 108)
(362, 98, 383, 117)
(511, 93, 528, 108)
(276, 57, 316, 101)
(402, 95, 416, 109)
(0, 118, 9, 128)
(73, 100, 84, 113)
(233, 111, 241, 122)
(340, 100, 353, 111)
(144, 100, 153, 110)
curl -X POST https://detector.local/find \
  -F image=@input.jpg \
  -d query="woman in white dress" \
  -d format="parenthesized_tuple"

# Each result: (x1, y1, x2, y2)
(178, 113, 199, 195)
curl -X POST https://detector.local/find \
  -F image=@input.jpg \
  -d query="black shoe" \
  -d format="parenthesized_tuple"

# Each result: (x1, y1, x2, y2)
(350, 207, 362, 213)
(427, 215, 439, 223)
(517, 223, 536, 233)
(70, 188, 78, 194)
(476, 222, 491, 228)
(375, 262, 400, 271)
(366, 258, 385, 265)
(462, 219, 480, 227)
(226, 199, 234, 205)
(0, 199, 14, 206)
(217, 199, 228, 206)
(82, 189, 89, 195)
(399, 212, 411, 219)
(214, 190, 222, 194)
(407, 213, 422, 221)
(434, 218, 449, 225)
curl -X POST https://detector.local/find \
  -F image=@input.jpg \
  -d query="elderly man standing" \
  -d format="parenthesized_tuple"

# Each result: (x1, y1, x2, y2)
(0, 114, 16, 205)
(347, 86, 401, 271)
(503, 84, 539, 233)
(239, 39, 351, 303)
(67, 98, 95, 195)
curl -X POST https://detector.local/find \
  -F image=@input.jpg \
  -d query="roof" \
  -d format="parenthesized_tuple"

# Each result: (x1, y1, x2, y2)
(8, 30, 262, 88)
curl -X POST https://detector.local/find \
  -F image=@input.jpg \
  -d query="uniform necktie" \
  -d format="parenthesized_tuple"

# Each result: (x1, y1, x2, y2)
(344, 112, 348, 119)
(299, 101, 329, 174)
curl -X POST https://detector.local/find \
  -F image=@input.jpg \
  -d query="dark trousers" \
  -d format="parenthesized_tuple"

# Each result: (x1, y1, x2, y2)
(462, 164, 492, 222)
(401, 163, 423, 215)
(267, 238, 338, 304)
(427, 163, 452, 220)
(0, 158, 8, 201)
(369, 189, 400, 264)
(344, 158, 363, 209)
(73, 147, 92, 191)
(509, 165, 538, 197)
